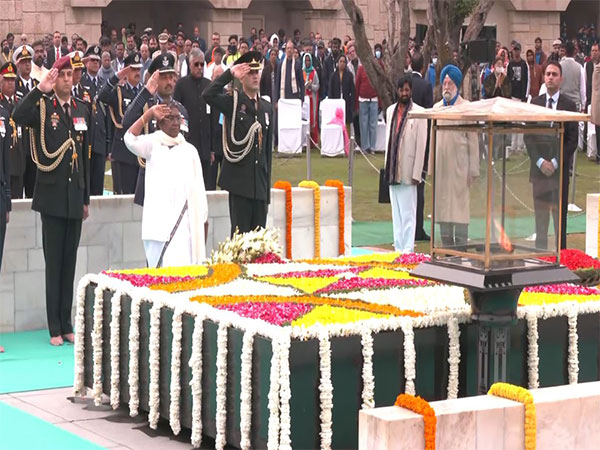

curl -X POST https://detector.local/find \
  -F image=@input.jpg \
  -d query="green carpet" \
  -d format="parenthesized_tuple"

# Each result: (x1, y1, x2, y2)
(352, 213, 587, 247)
(0, 330, 75, 394)
(0, 402, 102, 449)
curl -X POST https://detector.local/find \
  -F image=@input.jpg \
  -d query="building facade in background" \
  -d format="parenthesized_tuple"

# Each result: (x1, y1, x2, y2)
(0, 0, 598, 55)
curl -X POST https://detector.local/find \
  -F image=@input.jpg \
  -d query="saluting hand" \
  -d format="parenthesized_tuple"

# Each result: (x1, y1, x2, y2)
(116, 66, 132, 81)
(149, 104, 171, 122)
(231, 63, 250, 80)
(38, 68, 58, 93)
(145, 70, 160, 96)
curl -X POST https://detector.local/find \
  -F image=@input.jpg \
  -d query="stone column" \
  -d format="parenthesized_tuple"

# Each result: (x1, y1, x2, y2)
(207, 0, 251, 38)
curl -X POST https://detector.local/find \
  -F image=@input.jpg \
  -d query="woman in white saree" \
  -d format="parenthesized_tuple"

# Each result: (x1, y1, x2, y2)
(124, 102, 208, 267)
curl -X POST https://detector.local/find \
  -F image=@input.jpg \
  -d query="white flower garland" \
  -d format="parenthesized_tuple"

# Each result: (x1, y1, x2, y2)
(215, 321, 230, 450)
(169, 309, 184, 435)
(318, 329, 333, 450)
(360, 330, 375, 409)
(109, 290, 122, 409)
(128, 295, 143, 417)
(92, 285, 106, 406)
(567, 308, 579, 384)
(278, 331, 292, 450)
(239, 329, 255, 450)
(401, 320, 416, 395)
(267, 337, 281, 450)
(526, 313, 540, 389)
(148, 303, 162, 429)
(189, 314, 205, 448)
(446, 317, 460, 399)
(73, 275, 94, 395)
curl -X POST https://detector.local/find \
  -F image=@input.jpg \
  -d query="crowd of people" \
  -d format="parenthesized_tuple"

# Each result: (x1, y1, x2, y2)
(0, 21, 599, 350)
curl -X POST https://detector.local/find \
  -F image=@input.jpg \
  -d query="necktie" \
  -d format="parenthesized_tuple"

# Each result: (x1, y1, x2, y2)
(92, 77, 97, 90)
(547, 97, 554, 109)
(64, 102, 71, 123)
(56, 47, 59, 60)
(73, 86, 77, 97)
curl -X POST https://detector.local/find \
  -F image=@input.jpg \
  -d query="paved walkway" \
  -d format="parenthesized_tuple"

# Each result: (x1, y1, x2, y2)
(0, 388, 210, 449)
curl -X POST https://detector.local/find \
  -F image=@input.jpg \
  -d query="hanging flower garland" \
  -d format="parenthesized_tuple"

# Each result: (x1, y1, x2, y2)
(148, 303, 162, 430)
(189, 314, 205, 448)
(394, 394, 436, 450)
(109, 290, 123, 409)
(401, 320, 416, 395)
(360, 330, 375, 409)
(325, 179, 345, 256)
(488, 383, 536, 450)
(526, 314, 540, 389)
(318, 328, 334, 450)
(239, 330, 255, 450)
(446, 318, 460, 400)
(298, 180, 321, 258)
(215, 321, 230, 450)
(92, 285, 105, 406)
(567, 308, 579, 384)
(169, 308, 184, 435)
(128, 295, 143, 417)
(274, 180, 293, 259)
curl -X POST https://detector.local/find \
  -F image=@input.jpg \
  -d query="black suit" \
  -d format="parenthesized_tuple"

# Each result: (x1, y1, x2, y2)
(13, 89, 90, 338)
(321, 53, 339, 98)
(0, 103, 11, 271)
(98, 75, 143, 195)
(0, 94, 23, 198)
(45, 46, 69, 69)
(204, 69, 273, 235)
(173, 75, 216, 190)
(273, 58, 305, 104)
(78, 72, 109, 195)
(527, 93, 577, 250)
(411, 72, 434, 240)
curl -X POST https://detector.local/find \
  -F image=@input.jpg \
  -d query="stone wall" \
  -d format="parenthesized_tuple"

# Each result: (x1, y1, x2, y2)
(0, 186, 351, 333)
(359, 381, 600, 449)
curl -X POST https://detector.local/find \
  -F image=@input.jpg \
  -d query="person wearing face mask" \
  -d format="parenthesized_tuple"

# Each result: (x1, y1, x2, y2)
(483, 56, 511, 99)
(430, 64, 479, 248)
(384, 75, 428, 253)
(225, 34, 241, 67)
(426, 52, 438, 95)
(374, 43, 383, 61)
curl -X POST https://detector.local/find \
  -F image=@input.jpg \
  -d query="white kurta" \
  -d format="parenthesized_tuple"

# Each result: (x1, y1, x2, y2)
(124, 131, 208, 266)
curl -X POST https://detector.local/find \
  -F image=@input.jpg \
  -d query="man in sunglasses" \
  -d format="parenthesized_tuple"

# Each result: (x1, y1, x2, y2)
(173, 48, 216, 190)
(122, 52, 189, 206)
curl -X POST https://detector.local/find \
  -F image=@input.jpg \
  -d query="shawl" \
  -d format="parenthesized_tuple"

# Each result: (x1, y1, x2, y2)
(384, 100, 411, 184)
(280, 55, 298, 100)
(327, 107, 350, 155)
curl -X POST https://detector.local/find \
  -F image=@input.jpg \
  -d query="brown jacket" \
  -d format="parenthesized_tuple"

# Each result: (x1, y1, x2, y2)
(591, 63, 600, 126)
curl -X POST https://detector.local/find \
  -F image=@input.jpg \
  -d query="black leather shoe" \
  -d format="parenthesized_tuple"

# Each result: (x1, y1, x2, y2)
(415, 233, 431, 241)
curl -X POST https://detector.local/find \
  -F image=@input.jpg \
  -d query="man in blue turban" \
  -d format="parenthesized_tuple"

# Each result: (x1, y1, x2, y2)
(431, 63, 480, 247)
(440, 64, 463, 105)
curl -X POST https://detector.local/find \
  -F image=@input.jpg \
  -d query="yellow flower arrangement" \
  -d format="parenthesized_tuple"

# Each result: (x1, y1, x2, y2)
(519, 292, 600, 306)
(298, 180, 321, 258)
(255, 276, 340, 294)
(110, 266, 210, 277)
(149, 264, 242, 293)
(291, 304, 389, 327)
(488, 382, 536, 450)
(358, 267, 415, 280)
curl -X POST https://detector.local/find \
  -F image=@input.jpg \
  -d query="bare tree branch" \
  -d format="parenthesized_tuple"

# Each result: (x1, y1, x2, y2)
(463, 0, 495, 42)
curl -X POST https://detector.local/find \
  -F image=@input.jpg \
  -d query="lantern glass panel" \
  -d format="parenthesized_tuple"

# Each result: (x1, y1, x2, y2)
(431, 123, 562, 270)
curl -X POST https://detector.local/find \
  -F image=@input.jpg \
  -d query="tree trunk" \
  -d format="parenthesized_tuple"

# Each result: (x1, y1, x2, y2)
(341, 0, 410, 111)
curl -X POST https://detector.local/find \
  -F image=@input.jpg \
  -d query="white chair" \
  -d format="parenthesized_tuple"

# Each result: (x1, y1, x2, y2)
(374, 119, 387, 152)
(319, 98, 346, 157)
(588, 105, 597, 157)
(277, 98, 303, 154)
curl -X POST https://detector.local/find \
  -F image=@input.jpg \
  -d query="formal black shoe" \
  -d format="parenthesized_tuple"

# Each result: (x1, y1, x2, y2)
(415, 233, 430, 241)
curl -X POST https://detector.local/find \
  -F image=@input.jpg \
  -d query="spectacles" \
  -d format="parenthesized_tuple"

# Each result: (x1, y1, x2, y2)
(193, 62, 202, 67)
(164, 115, 182, 122)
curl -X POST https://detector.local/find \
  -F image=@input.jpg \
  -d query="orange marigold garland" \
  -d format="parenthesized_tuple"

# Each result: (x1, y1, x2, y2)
(394, 394, 436, 450)
(325, 179, 345, 256)
(298, 180, 321, 258)
(149, 263, 242, 293)
(273, 180, 293, 259)
(488, 383, 536, 450)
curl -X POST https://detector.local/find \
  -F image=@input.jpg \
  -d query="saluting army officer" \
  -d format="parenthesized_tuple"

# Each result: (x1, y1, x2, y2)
(13, 45, 39, 198)
(80, 45, 109, 195)
(97, 52, 144, 194)
(12, 56, 91, 346)
(203, 51, 273, 236)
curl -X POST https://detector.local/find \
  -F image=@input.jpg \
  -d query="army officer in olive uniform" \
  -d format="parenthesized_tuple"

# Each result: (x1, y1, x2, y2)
(203, 51, 273, 235)
(12, 55, 90, 346)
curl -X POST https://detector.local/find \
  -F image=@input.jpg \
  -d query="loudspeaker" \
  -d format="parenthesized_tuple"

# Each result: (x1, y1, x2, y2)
(461, 39, 496, 64)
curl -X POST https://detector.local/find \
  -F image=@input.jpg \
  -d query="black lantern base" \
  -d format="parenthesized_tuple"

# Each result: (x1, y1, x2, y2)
(411, 260, 579, 393)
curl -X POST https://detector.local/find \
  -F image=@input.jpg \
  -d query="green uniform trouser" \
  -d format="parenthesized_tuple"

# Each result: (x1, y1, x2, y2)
(41, 213, 82, 337)
(228, 192, 267, 236)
